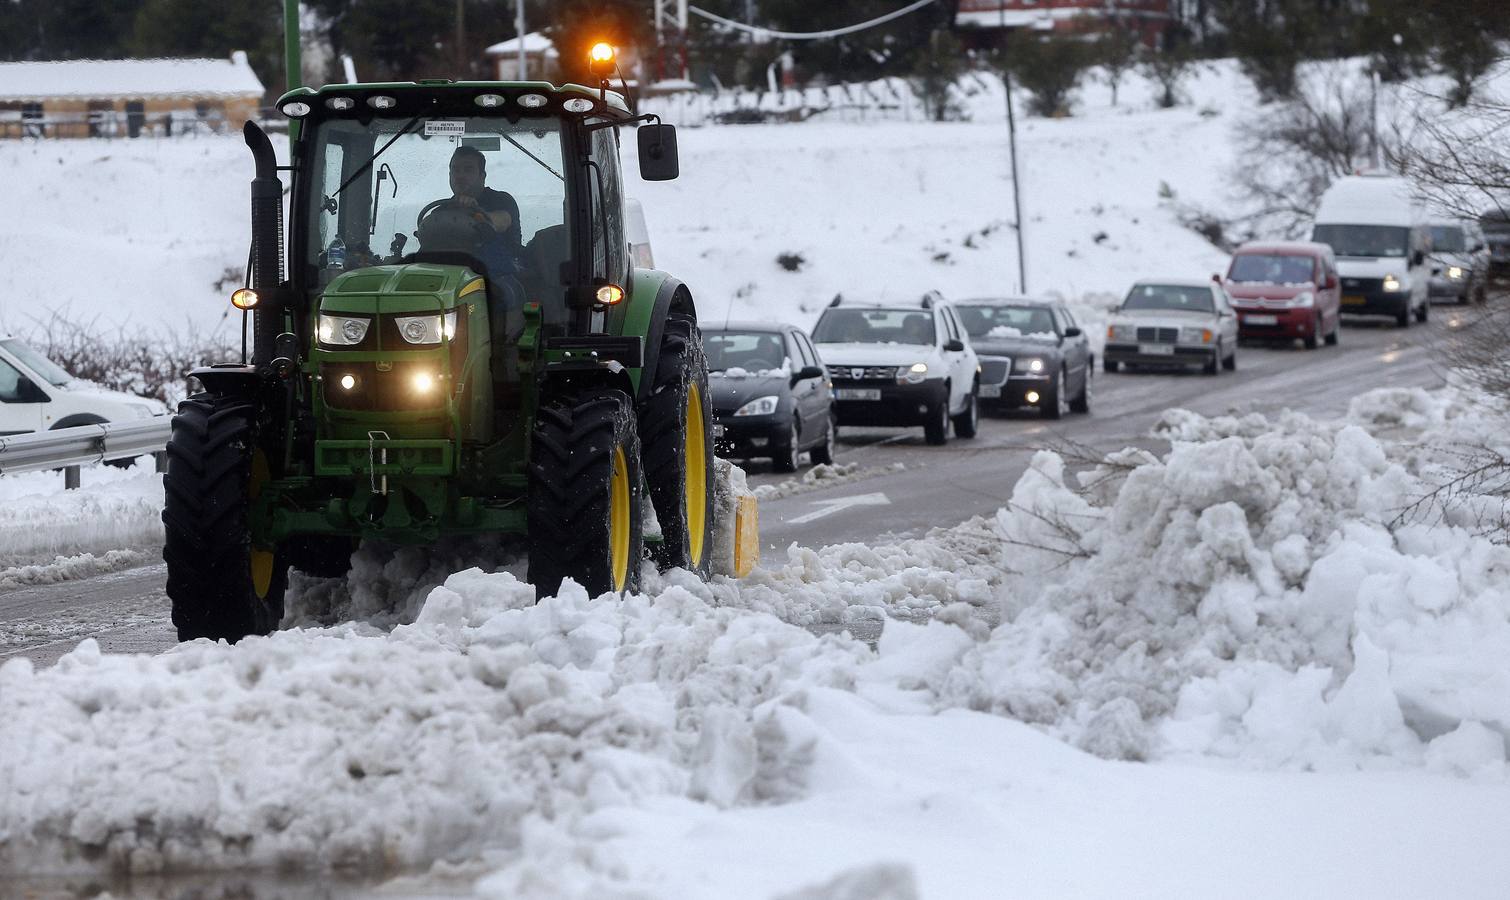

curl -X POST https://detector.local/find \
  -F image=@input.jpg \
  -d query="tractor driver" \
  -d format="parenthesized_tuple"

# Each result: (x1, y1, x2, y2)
(446, 145, 524, 278)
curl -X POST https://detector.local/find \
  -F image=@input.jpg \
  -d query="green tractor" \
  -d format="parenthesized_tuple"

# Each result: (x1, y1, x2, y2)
(163, 32, 753, 642)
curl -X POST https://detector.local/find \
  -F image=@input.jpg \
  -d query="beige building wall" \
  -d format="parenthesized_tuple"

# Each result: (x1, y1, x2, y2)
(8, 95, 261, 139)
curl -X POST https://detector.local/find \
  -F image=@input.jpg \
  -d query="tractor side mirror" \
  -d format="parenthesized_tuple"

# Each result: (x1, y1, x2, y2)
(637, 124, 679, 181)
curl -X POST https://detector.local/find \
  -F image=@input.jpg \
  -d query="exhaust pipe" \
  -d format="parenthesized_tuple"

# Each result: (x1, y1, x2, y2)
(244, 120, 284, 367)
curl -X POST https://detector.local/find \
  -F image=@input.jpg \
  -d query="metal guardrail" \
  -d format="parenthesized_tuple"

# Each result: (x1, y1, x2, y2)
(0, 418, 172, 487)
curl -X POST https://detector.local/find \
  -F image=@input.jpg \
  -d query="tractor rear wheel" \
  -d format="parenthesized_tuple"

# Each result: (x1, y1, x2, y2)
(528, 389, 644, 599)
(162, 394, 285, 642)
(638, 317, 715, 574)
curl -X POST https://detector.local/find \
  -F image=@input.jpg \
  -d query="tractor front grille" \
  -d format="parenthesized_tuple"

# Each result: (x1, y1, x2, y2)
(321, 361, 449, 412)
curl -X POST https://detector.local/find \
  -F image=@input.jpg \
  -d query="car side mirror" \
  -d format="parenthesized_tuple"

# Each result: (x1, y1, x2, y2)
(1063, 326, 1082, 338)
(637, 124, 679, 182)
(793, 364, 824, 383)
(944, 338, 965, 352)
(1324, 276, 1338, 289)
(1411, 249, 1425, 267)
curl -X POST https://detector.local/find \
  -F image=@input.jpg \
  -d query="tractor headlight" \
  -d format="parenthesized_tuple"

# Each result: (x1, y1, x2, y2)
(339, 374, 358, 391)
(898, 363, 929, 385)
(733, 395, 780, 417)
(411, 371, 438, 394)
(395, 312, 458, 345)
(1179, 327, 1213, 344)
(318, 314, 371, 346)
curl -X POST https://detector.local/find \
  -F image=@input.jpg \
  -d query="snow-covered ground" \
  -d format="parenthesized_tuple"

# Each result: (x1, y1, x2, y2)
(5, 386, 1510, 897)
(5, 58, 1510, 895)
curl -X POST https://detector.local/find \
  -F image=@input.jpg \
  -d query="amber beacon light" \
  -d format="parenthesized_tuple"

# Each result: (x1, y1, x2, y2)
(589, 42, 617, 77)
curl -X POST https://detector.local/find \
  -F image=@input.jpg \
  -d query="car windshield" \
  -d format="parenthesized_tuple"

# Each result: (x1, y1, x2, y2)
(812, 309, 935, 345)
(1122, 285, 1214, 313)
(1430, 226, 1466, 252)
(1311, 224, 1410, 258)
(0, 338, 72, 387)
(1228, 254, 1316, 285)
(704, 331, 788, 373)
(306, 116, 568, 287)
(955, 304, 1057, 340)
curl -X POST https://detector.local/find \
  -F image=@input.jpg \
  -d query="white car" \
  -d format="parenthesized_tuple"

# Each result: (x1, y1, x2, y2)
(1103, 279, 1239, 375)
(811, 291, 979, 445)
(0, 335, 168, 435)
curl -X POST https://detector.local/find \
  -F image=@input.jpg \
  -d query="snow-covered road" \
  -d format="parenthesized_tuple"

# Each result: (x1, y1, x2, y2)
(0, 305, 1458, 666)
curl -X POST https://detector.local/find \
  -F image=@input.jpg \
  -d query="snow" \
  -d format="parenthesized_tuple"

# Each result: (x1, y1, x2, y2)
(985, 325, 1055, 340)
(0, 56, 264, 102)
(5, 389, 1510, 894)
(4, 58, 1510, 895)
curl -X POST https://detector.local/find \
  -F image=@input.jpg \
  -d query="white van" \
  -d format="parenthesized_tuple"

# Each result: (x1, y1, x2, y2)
(0, 335, 168, 436)
(1309, 174, 1431, 327)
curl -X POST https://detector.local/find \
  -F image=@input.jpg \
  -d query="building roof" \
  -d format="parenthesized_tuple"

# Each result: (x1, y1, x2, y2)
(0, 53, 264, 102)
(485, 32, 559, 58)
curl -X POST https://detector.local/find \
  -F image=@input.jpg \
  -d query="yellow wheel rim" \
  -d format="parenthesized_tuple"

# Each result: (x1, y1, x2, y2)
(609, 445, 631, 593)
(685, 383, 708, 567)
(249, 449, 275, 599)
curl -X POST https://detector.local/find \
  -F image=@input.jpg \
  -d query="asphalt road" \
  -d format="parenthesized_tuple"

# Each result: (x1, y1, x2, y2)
(0, 307, 1466, 667)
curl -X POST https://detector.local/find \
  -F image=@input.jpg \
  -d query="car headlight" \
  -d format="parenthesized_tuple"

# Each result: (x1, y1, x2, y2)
(1013, 357, 1046, 374)
(318, 314, 372, 345)
(1179, 326, 1213, 344)
(1285, 291, 1315, 308)
(1447, 266, 1464, 280)
(898, 363, 929, 385)
(1382, 275, 1407, 292)
(733, 395, 779, 417)
(1107, 324, 1136, 342)
(395, 312, 459, 345)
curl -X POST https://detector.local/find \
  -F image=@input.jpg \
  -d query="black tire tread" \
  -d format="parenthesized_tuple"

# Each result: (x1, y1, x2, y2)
(637, 317, 715, 572)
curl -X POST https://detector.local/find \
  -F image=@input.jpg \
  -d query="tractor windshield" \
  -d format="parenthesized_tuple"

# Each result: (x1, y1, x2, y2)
(305, 116, 570, 290)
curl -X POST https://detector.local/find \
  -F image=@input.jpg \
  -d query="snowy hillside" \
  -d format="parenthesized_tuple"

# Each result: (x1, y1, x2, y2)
(0, 64, 1258, 341)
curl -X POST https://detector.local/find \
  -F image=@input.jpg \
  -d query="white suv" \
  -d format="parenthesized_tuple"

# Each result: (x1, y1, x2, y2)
(0, 335, 167, 435)
(811, 291, 979, 445)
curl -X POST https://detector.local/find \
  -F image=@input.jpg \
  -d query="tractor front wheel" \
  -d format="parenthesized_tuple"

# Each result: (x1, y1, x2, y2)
(638, 317, 715, 575)
(528, 389, 644, 599)
(162, 394, 285, 642)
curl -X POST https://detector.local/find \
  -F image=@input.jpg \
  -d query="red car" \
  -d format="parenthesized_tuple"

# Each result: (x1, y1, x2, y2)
(1223, 241, 1342, 349)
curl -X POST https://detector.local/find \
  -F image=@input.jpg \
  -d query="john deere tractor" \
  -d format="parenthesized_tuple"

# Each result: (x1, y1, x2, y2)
(162, 28, 751, 642)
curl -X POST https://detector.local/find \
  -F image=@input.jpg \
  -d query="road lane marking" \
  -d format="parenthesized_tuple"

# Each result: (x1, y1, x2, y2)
(786, 491, 891, 525)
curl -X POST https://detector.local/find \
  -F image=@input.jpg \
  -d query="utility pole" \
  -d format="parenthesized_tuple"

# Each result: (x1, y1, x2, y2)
(654, 0, 690, 81)
(1004, 67, 1027, 295)
(515, 0, 527, 80)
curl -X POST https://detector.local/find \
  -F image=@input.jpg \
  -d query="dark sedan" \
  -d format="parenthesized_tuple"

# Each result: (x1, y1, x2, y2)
(705, 322, 836, 472)
(954, 298, 1092, 419)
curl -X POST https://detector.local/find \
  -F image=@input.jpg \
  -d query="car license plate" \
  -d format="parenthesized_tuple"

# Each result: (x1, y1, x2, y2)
(1342, 294, 1366, 306)
(979, 384, 1002, 399)
(835, 388, 881, 401)
(1139, 344, 1175, 356)
(1244, 314, 1278, 325)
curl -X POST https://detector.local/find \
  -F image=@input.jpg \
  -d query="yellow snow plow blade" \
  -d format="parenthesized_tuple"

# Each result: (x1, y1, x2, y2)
(733, 494, 759, 577)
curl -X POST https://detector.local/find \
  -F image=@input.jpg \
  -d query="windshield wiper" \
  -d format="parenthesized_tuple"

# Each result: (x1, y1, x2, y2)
(323, 112, 426, 212)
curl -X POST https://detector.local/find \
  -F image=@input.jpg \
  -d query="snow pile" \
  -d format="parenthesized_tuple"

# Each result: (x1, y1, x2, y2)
(750, 461, 905, 502)
(939, 396, 1510, 775)
(0, 575, 869, 876)
(0, 462, 165, 568)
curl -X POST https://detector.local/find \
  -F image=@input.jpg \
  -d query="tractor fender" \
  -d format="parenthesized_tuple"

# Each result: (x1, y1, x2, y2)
(616, 269, 698, 403)
(189, 365, 261, 399)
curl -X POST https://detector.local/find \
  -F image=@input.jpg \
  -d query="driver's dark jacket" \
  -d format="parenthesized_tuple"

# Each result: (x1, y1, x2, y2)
(472, 188, 526, 313)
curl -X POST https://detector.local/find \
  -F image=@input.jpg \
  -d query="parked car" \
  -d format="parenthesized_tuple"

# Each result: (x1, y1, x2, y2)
(1428, 219, 1490, 304)
(811, 292, 979, 445)
(704, 322, 835, 473)
(0, 334, 168, 436)
(1482, 206, 1510, 279)
(1104, 279, 1238, 375)
(1310, 174, 1431, 327)
(1223, 241, 1341, 349)
(953, 297, 1091, 418)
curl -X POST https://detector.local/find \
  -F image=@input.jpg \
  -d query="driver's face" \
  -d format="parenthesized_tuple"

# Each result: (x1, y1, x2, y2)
(449, 157, 485, 198)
